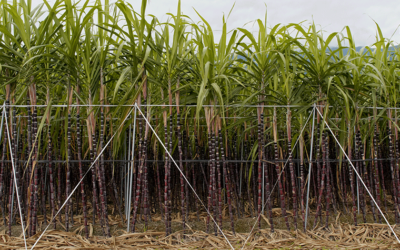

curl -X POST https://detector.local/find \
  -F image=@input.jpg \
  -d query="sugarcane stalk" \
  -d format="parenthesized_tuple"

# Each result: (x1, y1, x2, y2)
(57, 136, 62, 228)
(205, 132, 214, 233)
(191, 152, 200, 221)
(263, 133, 274, 232)
(287, 107, 297, 230)
(177, 113, 186, 233)
(155, 142, 164, 221)
(65, 113, 72, 232)
(184, 133, 189, 222)
(313, 132, 327, 229)
(347, 124, 357, 226)
(76, 113, 88, 237)
(41, 157, 46, 226)
(90, 134, 101, 225)
(257, 114, 263, 229)
(373, 124, 382, 223)
(366, 147, 377, 223)
(168, 114, 173, 235)
(215, 127, 223, 232)
(315, 126, 321, 222)
(356, 130, 367, 223)
(99, 112, 110, 236)
(46, 124, 56, 230)
(211, 129, 218, 235)
(273, 107, 290, 231)
(324, 133, 332, 228)
(299, 121, 305, 228)
(143, 138, 149, 229)
(252, 137, 257, 216)
(387, 121, 400, 220)
(32, 107, 39, 235)
(233, 138, 242, 218)
(220, 129, 235, 235)
(378, 144, 388, 214)
(163, 124, 169, 234)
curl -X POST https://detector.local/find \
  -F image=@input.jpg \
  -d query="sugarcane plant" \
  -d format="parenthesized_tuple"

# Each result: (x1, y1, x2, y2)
(0, 0, 400, 241)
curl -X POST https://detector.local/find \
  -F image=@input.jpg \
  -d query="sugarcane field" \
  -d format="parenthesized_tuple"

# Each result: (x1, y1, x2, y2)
(1, 0, 400, 249)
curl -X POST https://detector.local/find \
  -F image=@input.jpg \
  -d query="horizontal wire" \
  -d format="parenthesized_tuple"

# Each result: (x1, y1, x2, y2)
(2, 158, 393, 164)
(5, 103, 400, 109)
(14, 115, 253, 120)
(3, 104, 313, 108)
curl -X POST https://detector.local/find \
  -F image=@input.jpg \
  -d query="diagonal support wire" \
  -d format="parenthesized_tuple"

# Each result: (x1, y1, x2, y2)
(315, 107, 400, 243)
(3, 104, 27, 249)
(135, 103, 235, 250)
(30, 105, 136, 250)
(240, 106, 315, 250)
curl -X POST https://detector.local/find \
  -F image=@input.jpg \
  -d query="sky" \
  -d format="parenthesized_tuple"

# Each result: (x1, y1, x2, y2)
(32, 0, 400, 46)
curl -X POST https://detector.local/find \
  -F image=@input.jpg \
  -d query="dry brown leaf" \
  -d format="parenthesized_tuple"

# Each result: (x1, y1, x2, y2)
(89, 223, 93, 237)
(260, 214, 271, 226)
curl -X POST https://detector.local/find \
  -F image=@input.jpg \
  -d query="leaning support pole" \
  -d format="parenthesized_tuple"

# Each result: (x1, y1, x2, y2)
(127, 107, 137, 232)
(0, 107, 5, 227)
(304, 105, 316, 231)
(3, 104, 27, 250)
(315, 107, 400, 244)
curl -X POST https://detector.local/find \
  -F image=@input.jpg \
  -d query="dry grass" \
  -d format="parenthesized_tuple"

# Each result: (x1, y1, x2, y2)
(1, 201, 399, 249)
(1, 214, 400, 249)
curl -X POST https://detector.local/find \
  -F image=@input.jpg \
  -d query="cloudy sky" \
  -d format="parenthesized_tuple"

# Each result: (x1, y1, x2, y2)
(33, 0, 400, 46)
